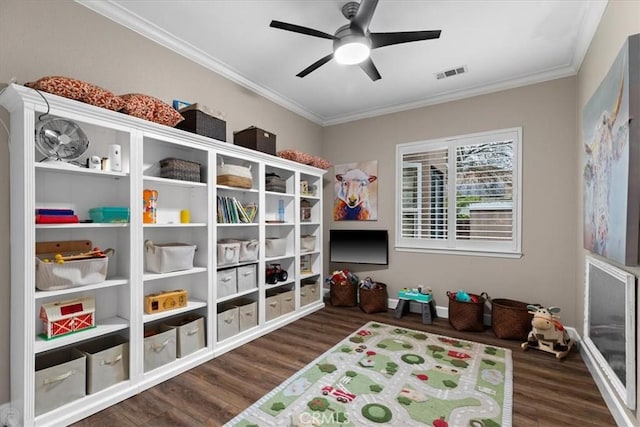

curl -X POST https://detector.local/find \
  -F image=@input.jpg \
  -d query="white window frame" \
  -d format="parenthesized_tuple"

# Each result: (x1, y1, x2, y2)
(395, 127, 522, 258)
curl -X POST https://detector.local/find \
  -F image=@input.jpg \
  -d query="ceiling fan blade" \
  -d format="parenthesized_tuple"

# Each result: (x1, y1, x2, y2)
(351, 0, 378, 32)
(270, 20, 337, 40)
(297, 53, 335, 78)
(370, 30, 441, 49)
(359, 57, 381, 81)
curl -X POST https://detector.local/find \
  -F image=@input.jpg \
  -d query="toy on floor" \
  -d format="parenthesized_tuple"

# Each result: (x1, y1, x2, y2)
(521, 304, 573, 359)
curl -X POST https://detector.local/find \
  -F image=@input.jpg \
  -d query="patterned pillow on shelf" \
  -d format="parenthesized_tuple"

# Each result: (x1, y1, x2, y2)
(120, 93, 184, 127)
(277, 149, 332, 170)
(25, 76, 125, 111)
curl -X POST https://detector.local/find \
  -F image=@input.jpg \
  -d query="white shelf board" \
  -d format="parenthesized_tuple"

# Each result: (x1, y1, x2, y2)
(216, 287, 258, 303)
(35, 316, 129, 353)
(143, 300, 207, 323)
(143, 267, 207, 282)
(35, 278, 128, 300)
(35, 162, 129, 178)
(143, 175, 207, 188)
(265, 191, 294, 198)
(216, 185, 258, 193)
(216, 222, 258, 227)
(36, 223, 130, 229)
(300, 272, 320, 280)
(265, 254, 295, 263)
(143, 222, 207, 228)
(265, 280, 295, 290)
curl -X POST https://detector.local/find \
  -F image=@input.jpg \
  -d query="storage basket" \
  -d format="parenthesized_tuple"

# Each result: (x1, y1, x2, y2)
(300, 235, 316, 252)
(217, 241, 240, 266)
(220, 239, 259, 262)
(175, 104, 226, 141)
(447, 291, 488, 332)
(35, 256, 108, 291)
(490, 298, 534, 340)
(145, 240, 196, 273)
(265, 237, 286, 257)
(265, 173, 286, 193)
(359, 282, 388, 314)
(217, 161, 253, 189)
(330, 280, 357, 307)
(159, 157, 201, 182)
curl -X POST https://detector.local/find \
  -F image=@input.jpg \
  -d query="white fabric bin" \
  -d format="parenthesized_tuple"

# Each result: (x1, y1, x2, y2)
(75, 335, 129, 394)
(36, 256, 108, 291)
(162, 316, 205, 358)
(35, 349, 86, 416)
(237, 264, 257, 292)
(265, 294, 281, 321)
(279, 290, 295, 315)
(237, 301, 257, 332)
(217, 306, 239, 341)
(220, 239, 259, 262)
(143, 328, 176, 372)
(217, 268, 237, 298)
(301, 282, 319, 306)
(265, 238, 286, 257)
(217, 241, 240, 266)
(145, 240, 196, 273)
(300, 235, 316, 252)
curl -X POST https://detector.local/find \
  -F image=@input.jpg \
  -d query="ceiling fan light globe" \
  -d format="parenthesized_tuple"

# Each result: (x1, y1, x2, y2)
(335, 42, 370, 65)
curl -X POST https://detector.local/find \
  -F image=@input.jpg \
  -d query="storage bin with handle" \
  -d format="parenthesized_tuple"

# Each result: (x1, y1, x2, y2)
(216, 159, 253, 189)
(217, 241, 240, 266)
(219, 238, 259, 262)
(265, 237, 286, 257)
(300, 235, 316, 252)
(447, 291, 488, 331)
(145, 240, 196, 273)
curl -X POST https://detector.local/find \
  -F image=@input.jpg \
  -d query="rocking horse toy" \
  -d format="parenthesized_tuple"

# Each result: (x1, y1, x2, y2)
(521, 305, 573, 359)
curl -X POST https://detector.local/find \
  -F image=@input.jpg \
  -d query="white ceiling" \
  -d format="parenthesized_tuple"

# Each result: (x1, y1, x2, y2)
(78, 0, 607, 126)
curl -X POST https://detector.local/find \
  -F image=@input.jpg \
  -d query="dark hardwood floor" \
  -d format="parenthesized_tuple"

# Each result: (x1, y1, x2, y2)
(73, 304, 616, 426)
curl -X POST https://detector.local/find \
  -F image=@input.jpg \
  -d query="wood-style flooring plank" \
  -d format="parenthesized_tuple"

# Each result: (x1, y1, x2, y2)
(73, 304, 616, 426)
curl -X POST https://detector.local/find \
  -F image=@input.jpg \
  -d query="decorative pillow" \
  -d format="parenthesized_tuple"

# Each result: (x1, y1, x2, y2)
(25, 76, 125, 111)
(277, 149, 332, 170)
(120, 93, 184, 127)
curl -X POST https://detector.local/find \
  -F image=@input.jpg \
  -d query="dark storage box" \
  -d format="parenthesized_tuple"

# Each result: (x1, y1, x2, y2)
(176, 106, 226, 142)
(160, 157, 201, 182)
(234, 126, 276, 155)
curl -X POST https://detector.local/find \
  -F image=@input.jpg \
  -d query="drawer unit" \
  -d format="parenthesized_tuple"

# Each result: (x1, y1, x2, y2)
(237, 264, 257, 292)
(143, 328, 177, 372)
(217, 268, 237, 298)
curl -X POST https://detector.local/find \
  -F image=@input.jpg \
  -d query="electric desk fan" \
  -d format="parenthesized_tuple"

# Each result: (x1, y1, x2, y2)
(35, 117, 89, 167)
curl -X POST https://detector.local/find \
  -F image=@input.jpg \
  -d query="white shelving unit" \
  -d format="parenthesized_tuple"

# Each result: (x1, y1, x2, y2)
(0, 84, 326, 427)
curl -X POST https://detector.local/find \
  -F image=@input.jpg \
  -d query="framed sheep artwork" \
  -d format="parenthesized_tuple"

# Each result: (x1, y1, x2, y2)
(333, 160, 378, 221)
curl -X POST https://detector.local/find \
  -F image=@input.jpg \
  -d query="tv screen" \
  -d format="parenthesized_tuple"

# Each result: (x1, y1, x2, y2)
(330, 229, 388, 265)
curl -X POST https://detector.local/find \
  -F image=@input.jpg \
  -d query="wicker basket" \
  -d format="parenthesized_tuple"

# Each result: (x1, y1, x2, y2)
(160, 158, 201, 182)
(330, 281, 357, 307)
(490, 298, 534, 340)
(447, 291, 488, 332)
(359, 282, 388, 314)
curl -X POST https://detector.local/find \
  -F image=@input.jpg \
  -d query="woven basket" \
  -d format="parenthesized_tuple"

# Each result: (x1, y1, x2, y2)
(330, 281, 357, 307)
(490, 298, 534, 340)
(359, 282, 388, 314)
(160, 158, 201, 182)
(447, 291, 488, 332)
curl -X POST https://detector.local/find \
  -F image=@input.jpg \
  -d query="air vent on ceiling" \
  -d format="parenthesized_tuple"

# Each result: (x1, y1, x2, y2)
(435, 65, 468, 80)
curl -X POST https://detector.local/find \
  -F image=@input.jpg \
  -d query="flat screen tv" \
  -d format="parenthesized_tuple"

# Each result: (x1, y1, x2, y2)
(329, 229, 388, 265)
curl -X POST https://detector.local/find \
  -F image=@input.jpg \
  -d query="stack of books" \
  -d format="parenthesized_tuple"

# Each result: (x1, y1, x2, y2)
(35, 208, 79, 224)
(216, 196, 257, 224)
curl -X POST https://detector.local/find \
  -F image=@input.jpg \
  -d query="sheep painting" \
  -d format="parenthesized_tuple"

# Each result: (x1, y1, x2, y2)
(333, 162, 378, 221)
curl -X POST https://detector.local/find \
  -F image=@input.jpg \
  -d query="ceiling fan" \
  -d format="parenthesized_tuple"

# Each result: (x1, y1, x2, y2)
(269, 0, 441, 81)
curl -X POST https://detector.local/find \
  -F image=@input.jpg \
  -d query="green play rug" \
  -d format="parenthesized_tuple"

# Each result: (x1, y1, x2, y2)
(225, 321, 512, 426)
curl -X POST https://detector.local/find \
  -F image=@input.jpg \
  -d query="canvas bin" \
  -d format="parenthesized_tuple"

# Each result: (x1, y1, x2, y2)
(217, 268, 237, 298)
(300, 235, 316, 252)
(265, 237, 286, 257)
(145, 240, 196, 274)
(217, 241, 240, 266)
(217, 305, 239, 341)
(143, 327, 176, 372)
(490, 297, 534, 340)
(217, 161, 253, 189)
(35, 349, 86, 416)
(278, 290, 295, 316)
(220, 238, 259, 262)
(235, 299, 257, 332)
(330, 280, 357, 307)
(36, 256, 109, 291)
(265, 292, 281, 321)
(75, 335, 129, 394)
(237, 264, 257, 292)
(359, 281, 388, 314)
(301, 280, 319, 306)
(161, 315, 206, 358)
(447, 291, 489, 332)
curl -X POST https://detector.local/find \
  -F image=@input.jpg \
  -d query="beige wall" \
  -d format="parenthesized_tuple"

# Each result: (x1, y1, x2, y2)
(577, 0, 640, 424)
(323, 78, 579, 328)
(0, 0, 323, 405)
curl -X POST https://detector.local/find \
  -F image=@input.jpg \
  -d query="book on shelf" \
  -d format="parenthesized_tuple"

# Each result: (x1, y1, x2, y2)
(217, 196, 257, 224)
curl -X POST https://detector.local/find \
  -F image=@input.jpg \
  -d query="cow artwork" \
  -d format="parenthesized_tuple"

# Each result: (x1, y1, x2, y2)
(333, 161, 378, 221)
(521, 305, 573, 359)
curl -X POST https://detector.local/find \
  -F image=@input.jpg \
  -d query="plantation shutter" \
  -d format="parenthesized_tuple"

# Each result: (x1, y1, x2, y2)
(396, 128, 521, 256)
